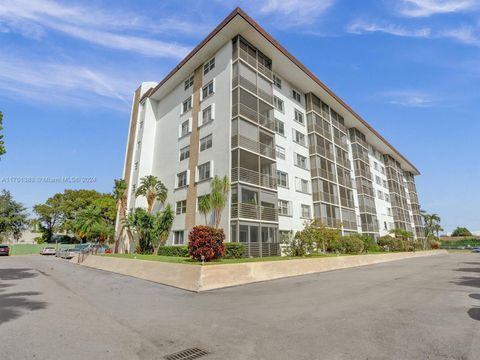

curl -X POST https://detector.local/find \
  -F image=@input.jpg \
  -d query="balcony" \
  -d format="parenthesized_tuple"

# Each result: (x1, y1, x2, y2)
(307, 122, 331, 139)
(336, 156, 351, 169)
(235, 47, 273, 80)
(231, 167, 277, 189)
(338, 175, 353, 188)
(313, 191, 339, 205)
(352, 150, 370, 164)
(333, 135, 348, 150)
(231, 203, 278, 222)
(350, 135, 368, 149)
(232, 74, 273, 105)
(232, 103, 275, 132)
(311, 167, 337, 182)
(231, 135, 275, 159)
(340, 197, 355, 208)
(309, 145, 335, 161)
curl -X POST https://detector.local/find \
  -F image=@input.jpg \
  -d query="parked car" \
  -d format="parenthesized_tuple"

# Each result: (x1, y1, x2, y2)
(0, 245, 10, 256)
(471, 247, 480, 253)
(56, 247, 69, 257)
(40, 246, 56, 255)
(61, 248, 81, 259)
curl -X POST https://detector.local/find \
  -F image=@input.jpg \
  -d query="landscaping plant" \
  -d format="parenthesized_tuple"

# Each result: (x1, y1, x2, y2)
(188, 225, 225, 262)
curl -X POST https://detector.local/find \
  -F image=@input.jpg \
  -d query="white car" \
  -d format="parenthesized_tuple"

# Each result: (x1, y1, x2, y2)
(40, 247, 56, 255)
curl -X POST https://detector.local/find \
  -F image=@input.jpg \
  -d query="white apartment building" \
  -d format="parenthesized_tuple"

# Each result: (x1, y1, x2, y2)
(120, 8, 423, 256)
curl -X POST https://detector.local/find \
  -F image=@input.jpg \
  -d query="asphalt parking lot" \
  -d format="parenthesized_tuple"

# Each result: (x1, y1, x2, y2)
(0, 252, 479, 359)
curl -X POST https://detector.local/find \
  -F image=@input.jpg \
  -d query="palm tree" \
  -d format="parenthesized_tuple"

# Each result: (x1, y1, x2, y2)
(210, 175, 230, 228)
(389, 228, 413, 241)
(198, 195, 211, 226)
(152, 204, 175, 255)
(421, 211, 441, 239)
(113, 179, 128, 252)
(135, 175, 167, 214)
(74, 205, 111, 242)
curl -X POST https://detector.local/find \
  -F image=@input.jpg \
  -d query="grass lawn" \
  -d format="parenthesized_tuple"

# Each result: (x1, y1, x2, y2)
(106, 252, 344, 265)
(8, 243, 75, 255)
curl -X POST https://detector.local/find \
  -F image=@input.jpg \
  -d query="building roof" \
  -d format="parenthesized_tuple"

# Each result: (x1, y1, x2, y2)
(140, 7, 420, 175)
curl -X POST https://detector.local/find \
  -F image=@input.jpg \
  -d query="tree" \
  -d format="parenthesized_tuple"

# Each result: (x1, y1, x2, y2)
(135, 175, 167, 214)
(421, 211, 442, 249)
(451, 227, 472, 237)
(113, 179, 129, 252)
(0, 112, 5, 159)
(73, 204, 114, 243)
(152, 204, 175, 255)
(0, 190, 28, 242)
(389, 228, 413, 241)
(198, 194, 211, 226)
(210, 176, 230, 228)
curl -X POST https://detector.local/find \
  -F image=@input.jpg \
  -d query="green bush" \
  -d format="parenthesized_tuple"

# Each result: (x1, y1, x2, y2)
(339, 235, 365, 254)
(378, 236, 414, 252)
(34, 236, 45, 244)
(224, 242, 246, 259)
(156, 246, 189, 257)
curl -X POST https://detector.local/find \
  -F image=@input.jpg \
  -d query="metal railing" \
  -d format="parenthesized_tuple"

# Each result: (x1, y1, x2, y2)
(311, 167, 337, 182)
(232, 103, 275, 131)
(309, 145, 335, 161)
(231, 167, 277, 189)
(231, 203, 279, 222)
(231, 135, 276, 159)
(235, 47, 273, 80)
(313, 191, 339, 205)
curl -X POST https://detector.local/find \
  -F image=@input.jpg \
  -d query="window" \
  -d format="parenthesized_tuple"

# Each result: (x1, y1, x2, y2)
(139, 120, 144, 129)
(131, 184, 136, 194)
(381, 166, 385, 175)
(134, 162, 138, 170)
(275, 119, 285, 135)
(179, 146, 190, 161)
(273, 74, 282, 89)
(295, 153, 308, 169)
(377, 190, 384, 200)
(200, 134, 212, 151)
(292, 89, 302, 103)
(177, 171, 188, 188)
(374, 162, 379, 171)
(180, 119, 190, 137)
(279, 230, 292, 242)
(202, 105, 213, 125)
(273, 96, 284, 112)
(294, 109, 304, 124)
(278, 200, 291, 216)
(383, 179, 387, 188)
(197, 195, 209, 211)
(198, 162, 211, 181)
(184, 75, 194, 90)
(385, 193, 390, 202)
(173, 231, 184, 245)
(203, 57, 215, 75)
(296, 177, 309, 193)
(293, 130, 306, 146)
(176, 200, 187, 215)
(137, 140, 141, 147)
(276, 146, 286, 160)
(277, 171, 289, 188)
(202, 81, 214, 99)
(387, 208, 392, 216)
(375, 176, 382, 185)
(182, 97, 192, 113)
(301, 204, 311, 219)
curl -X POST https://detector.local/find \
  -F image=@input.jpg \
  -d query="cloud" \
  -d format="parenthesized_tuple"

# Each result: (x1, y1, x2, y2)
(0, 53, 141, 109)
(347, 19, 480, 47)
(258, 0, 336, 25)
(382, 90, 437, 107)
(398, 0, 479, 17)
(0, 0, 193, 58)
(347, 20, 432, 37)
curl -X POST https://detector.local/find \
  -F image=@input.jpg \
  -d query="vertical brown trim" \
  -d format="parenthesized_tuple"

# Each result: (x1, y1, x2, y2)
(185, 66, 204, 231)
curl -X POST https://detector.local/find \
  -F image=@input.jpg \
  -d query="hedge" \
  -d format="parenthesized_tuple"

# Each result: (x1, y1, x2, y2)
(157, 245, 189, 257)
(224, 242, 246, 259)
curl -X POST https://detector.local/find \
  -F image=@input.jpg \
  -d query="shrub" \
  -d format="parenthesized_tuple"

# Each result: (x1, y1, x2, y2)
(34, 236, 45, 244)
(429, 239, 441, 249)
(157, 245, 189, 257)
(378, 236, 415, 252)
(224, 242, 246, 259)
(188, 226, 225, 262)
(339, 235, 365, 254)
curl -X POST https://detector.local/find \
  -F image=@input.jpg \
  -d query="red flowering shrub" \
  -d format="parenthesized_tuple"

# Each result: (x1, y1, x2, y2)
(188, 226, 225, 262)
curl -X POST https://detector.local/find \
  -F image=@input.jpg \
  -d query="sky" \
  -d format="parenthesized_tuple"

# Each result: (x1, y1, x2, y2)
(0, 0, 479, 234)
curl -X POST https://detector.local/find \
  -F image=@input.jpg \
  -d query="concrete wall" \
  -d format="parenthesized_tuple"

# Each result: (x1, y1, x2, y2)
(81, 250, 447, 292)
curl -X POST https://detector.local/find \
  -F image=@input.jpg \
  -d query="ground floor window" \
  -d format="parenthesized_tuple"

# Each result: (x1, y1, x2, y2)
(173, 230, 185, 245)
(231, 221, 278, 243)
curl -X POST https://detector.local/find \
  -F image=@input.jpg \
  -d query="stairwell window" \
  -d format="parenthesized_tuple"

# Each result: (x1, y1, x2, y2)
(202, 81, 214, 99)
(173, 231, 185, 245)
(182, 97, 192, 113)
(202, 105, 213, 125)
(301, 204, 311, 219)
(197, 162, 211, 181)
(176, 200, 187, 215)
(273, 96, 284, 112)
(184, 75, 194, 90)
(200, 134, 212, 151)
(203, 57, 215, 75)
(177, 171, 188, 188)
(292, 89, 302, 103)
(275, 119, 285, 136)
(180, 119, 190, 137)
(276, 145, 286, 160)
(179, 145, 190, 161)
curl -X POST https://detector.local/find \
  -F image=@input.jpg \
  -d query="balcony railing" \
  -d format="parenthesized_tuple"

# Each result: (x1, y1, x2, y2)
(309, 145, 335, 161)
(235, 47, 273, 80)
(333, 136, 348, 150)
(231, 135, 275, 159)
(307, 103, 330, 120)
(311, 167, 337, 182)
(231, 203, 278, 222)
(231, 167, 277, 189)
(232, 103, 275, 131)
(232, 74, 274, 105)
(313, 191, 339, 205)
(340, 197, 355, 208)
(338, 175, 353, 188)
(350, 135, 368, 149)
(307, 122, 331, 139)
(336, 156, 351, 169)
